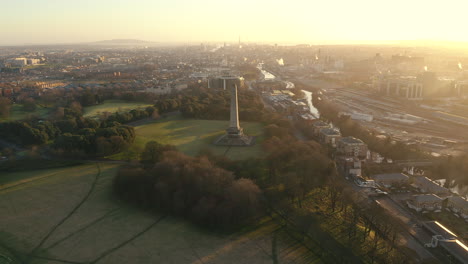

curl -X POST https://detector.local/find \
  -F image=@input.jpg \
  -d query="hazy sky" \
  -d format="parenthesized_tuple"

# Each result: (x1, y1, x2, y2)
(2, 0, 468, 45)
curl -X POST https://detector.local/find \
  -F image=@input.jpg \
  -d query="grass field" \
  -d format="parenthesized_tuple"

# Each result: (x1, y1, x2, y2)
(111, 114, 265, 161)
(83, 100, 153, 118)
(0, 164, 318, 264)
(0, 104, 50, 122)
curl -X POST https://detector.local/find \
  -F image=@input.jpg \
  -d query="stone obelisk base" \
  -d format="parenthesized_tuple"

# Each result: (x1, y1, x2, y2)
(213, 127, 255, 146)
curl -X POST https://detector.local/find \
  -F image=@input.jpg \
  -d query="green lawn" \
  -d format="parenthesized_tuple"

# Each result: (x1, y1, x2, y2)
(83, 100, 153, 118)
(111, 114, 265, 160)
(0, 163, 315, 264)
(0, 104, 50, 122)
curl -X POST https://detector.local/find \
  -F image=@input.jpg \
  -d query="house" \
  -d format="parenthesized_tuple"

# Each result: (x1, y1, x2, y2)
(412, 176, 450, 196)
(446, 196, 468, 221)
(337, 156, 362, 178)
(372, 173, 409, 188)
(319, 128, 341, 147)
(407, 194, 443, 212)
(337, 136, 368, 159)
(312, 121, 330, 136)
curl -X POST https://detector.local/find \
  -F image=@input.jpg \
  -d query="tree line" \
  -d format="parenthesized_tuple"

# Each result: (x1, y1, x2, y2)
(114, 143, 262, 230)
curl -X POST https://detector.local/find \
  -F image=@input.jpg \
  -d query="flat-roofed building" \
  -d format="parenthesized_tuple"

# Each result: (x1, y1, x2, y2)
(337, 136, 368, 159)
(319, 128, 341, 147)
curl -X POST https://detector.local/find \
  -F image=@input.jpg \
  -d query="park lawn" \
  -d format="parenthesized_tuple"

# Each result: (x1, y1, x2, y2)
(0, 163, 317, 264)
(110, 114, 265, 161)
(83, 100, 153, 118)
(0, 104, 50, 122)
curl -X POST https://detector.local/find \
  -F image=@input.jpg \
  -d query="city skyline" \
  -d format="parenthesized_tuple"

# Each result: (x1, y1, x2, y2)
(2, 0, 468, 45)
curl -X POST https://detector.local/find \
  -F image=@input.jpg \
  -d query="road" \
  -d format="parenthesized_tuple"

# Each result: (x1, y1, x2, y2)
(374, 196, 436, 261)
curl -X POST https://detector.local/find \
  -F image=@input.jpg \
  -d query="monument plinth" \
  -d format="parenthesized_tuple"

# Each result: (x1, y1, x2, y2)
(214, 82, 255, 146)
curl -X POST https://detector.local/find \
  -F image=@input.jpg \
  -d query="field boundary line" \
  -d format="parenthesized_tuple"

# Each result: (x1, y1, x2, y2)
(26, 163, 102, 263)
(89, 214, 167, 264)
(44, 207, 121, 251)
(29, 255, 84, 264)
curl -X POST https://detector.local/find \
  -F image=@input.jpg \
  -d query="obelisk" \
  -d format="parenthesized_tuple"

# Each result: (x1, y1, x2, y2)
(213, 77, 254, 146)
(226, 84, 243, 137)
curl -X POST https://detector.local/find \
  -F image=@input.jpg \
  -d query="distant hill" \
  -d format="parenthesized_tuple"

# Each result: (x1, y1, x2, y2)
(90, 39, 157, 45)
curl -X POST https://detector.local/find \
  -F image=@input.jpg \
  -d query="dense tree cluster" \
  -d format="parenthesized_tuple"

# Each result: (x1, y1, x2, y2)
(0, 105, 135, 157)
(102, 106, 158, 125)
(114, 150, 262, 229)
(0, 120, 56, 145)
(152, 88, 265, 122)
(53, 124, 135, 157)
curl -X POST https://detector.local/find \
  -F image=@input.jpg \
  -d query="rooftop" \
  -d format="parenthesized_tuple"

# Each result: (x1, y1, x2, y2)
(411, 194, 442, 203)
(373, 173, 409, 181)
(320, 128, 341, 136)
(448, 196, 468, 209)
(340, 136, 365, 145)
(413, 176, 450, 194)
(313, 120, 329, 127)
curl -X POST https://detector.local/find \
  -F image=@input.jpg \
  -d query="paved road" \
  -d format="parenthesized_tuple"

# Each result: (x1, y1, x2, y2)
(374, 196, 436, 261)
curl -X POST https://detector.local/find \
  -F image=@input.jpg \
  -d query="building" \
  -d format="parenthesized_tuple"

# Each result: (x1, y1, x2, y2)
(337, 136, 368, 158)
(319, 128, 341, 147)
(312, 121, 330, 136)
(27, 58, 41, 65)
(446, 196, 468, 221)
(375, 75, 424, 99)
(422, 221, 468, 264)
(337, 156, 362, 178)
(208, 75, 245, 90)
(6, 58, 27, 67)
(350, 112, 373, 122)
(372, 173, 409, 188)
(407, 194, 443, 212)
(412, 176, 450, 196)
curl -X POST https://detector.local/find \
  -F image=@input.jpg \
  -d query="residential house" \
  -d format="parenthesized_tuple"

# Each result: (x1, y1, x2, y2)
(337, 156, 362, 178)
(372, 173, 409, 188)
(407, 194, 443, 212)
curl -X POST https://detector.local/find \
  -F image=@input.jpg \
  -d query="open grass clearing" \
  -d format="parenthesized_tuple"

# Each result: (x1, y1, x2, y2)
(0, 164, 317, 264)
(83, 100, 153, 118)
(0, 104, 50, 122)
(111, 114, 265, 161)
